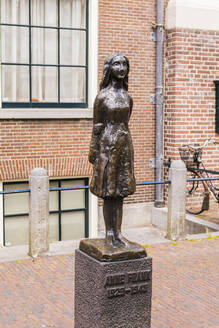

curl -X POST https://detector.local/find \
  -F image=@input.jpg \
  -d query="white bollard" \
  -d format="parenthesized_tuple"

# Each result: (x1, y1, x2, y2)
(29, 168, 49, 259)
(166, 160, 187, 241)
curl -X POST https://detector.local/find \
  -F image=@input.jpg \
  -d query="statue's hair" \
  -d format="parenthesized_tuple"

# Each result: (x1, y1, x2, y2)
(100, 53, 129, 91)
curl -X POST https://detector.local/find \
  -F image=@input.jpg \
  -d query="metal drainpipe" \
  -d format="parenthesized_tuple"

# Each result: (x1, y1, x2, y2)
(155, 0, 164, 207)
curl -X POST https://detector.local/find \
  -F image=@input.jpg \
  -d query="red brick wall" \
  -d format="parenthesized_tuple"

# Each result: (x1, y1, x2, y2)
(0, 0, 157, 204)
(0, 120, 93, 180)
(0, 119, 94, 180)
(99, 0, 156, 203)
(165, 28, 219, 191)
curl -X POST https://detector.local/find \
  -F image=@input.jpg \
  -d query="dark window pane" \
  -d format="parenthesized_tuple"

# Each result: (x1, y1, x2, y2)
(32, 66, 58, 102)
(60, 67, 86, 102)
(60, 0, 86, 29)
(2, 65, 29, 102)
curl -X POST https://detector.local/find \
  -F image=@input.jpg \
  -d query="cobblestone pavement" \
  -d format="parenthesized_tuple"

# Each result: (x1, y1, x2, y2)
(0, 238, 218, 328)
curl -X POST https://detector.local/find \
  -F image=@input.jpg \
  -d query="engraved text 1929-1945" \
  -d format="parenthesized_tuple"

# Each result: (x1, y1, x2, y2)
(104, 270, 151, 298)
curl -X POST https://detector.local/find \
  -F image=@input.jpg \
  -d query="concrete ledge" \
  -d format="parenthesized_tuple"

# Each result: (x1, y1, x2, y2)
(98, 202, 153, 232)
(0, 245, 29, 263)
(186, 231, 219, 240)
(98, 226, 169, 245)
(152, 206, 219, 235)
(152, 207, 168, 231)
(186, 214, 219, 234)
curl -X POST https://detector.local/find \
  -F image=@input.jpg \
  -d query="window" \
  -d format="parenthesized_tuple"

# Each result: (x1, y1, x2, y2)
(3, 182, 29, 246)
(1, 0, 88, 108)
(3, 178, 89, 246)
(49, 179, 89, 242)
(214, 81, 219, 134)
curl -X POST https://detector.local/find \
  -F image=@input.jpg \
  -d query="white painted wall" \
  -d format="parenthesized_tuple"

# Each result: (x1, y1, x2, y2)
(166, 0, 219, 31)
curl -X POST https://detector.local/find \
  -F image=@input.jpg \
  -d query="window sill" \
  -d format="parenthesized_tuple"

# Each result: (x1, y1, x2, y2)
(0, 108, 93, 119)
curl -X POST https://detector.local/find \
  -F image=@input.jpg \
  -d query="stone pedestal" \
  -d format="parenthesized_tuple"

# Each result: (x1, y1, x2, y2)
(74, 250, 152, 328)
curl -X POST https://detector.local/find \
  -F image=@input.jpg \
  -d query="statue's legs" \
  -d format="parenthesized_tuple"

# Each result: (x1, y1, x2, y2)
(103, 197, 128, 246)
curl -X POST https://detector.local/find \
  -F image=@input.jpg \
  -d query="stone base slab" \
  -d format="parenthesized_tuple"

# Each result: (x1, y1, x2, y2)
(79, 238, 147, 262)
(74, 249, 152, 328)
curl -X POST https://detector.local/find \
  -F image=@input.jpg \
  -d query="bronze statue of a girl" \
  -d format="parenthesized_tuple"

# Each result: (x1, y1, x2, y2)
(80, 53, 146, 261)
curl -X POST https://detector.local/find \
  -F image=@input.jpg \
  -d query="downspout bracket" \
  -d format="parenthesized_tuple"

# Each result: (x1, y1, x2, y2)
(150, 32, 157, 42)
(150, 94, 156, 104)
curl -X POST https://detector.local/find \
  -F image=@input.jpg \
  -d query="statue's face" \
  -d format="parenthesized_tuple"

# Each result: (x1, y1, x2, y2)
(110, 55, 128, 80)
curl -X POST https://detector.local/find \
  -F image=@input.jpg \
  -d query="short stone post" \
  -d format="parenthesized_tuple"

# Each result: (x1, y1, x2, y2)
(29, 168, 49, 259)
(166, 160, 186, 241)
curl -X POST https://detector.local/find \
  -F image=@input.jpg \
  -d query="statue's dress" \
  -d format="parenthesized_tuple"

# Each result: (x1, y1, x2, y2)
(89, 88, 136, 199)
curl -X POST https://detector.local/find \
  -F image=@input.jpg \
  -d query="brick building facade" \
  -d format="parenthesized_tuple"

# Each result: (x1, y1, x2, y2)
(164, 0, 219, 206)
(0, 0, 218, 247)
(165, 0, 219, 166)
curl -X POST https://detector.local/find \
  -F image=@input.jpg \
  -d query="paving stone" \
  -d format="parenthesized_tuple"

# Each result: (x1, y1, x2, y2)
(0, 238, 218, 327)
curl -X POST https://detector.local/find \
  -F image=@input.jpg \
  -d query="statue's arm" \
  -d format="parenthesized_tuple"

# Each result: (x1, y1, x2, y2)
(93, 96, 100, 124)
(88, 96, 104, 164)
(129, 96, 133, 119)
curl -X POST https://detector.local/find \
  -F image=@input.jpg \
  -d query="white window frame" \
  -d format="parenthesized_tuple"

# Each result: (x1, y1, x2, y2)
(0, 0, 98, 119)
